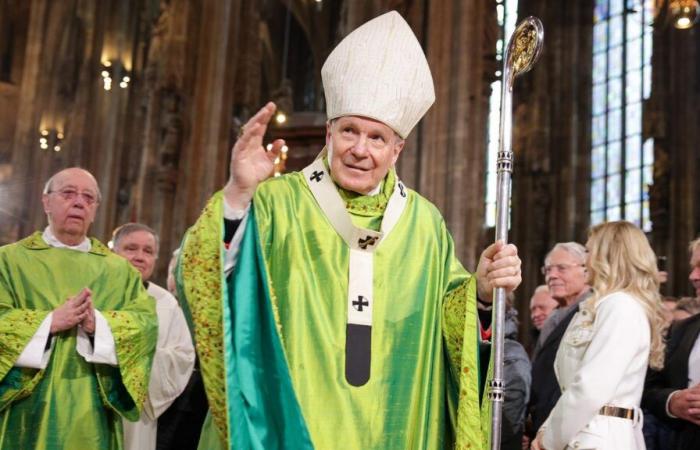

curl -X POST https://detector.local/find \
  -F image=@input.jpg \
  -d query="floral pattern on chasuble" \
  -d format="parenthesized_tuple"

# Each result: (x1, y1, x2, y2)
(179, 192, 230, 448)
(99, 308, 154, 420)
(443, 277, 492, 450)
(0, 307, 48, 408)
(338, 167, 396, 219)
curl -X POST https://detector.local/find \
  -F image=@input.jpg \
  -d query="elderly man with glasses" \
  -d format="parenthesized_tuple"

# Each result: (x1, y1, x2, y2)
(525, 242, 591, 443)
(0, 167, 158, 450)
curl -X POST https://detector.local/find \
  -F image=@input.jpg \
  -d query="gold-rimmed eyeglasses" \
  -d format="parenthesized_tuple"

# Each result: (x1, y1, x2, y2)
(48, 188, 99, 205)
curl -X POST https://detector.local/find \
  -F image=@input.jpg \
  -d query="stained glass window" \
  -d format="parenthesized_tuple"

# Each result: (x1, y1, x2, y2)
(591, 0, 654, 232)
(485, 0, 518, 227)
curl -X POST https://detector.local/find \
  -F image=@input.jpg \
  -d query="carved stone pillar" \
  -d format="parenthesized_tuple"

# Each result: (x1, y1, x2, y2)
(8, 0, 102, 241)
(127, 0, 192, 281)
(172, 0, 254, 239)
(510, 0, 594, 345)
(649, 25, 700, 295)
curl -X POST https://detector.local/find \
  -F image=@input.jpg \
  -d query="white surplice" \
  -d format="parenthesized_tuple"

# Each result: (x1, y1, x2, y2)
(123, 282, 195, 450)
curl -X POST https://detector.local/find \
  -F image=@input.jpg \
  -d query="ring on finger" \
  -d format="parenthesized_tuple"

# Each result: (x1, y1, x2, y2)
(237, 124, 246, 139)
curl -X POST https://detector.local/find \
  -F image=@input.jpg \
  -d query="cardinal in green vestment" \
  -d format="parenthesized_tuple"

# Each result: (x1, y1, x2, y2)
(178, 11, 522, 450)
(0, 168, 158, 450)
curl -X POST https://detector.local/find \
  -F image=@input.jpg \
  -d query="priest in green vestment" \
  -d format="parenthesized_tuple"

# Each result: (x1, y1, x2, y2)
(0, 168, 158, 450)
(178, 11, 522, 450)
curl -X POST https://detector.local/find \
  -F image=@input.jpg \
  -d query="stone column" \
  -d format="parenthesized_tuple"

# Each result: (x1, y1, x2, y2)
(510, 0, 594, 345)
(648, 24, 700, 295)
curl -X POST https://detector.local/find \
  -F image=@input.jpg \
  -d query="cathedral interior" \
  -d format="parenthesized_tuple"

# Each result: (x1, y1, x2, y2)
(1, 0, 699, 344)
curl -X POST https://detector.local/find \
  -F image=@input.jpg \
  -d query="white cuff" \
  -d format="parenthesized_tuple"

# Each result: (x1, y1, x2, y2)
(223, 197, 249, 220)
(223, 208, 249, 276)
(666, 390, 680, 418)
(76, 310, 118, 366)
(15, 313, 54, 369)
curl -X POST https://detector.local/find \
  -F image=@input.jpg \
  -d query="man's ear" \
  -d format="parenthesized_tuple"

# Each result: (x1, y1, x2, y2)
(41, 194, 50, 214)
(392, 139, 405, 165)
(325, 121, 333, 146)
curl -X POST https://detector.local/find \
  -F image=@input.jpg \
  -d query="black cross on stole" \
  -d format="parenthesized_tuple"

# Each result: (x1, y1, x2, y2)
(310, 170, 324, 182)
(358, 236, 378, 249)
(352, 295, 369, 312)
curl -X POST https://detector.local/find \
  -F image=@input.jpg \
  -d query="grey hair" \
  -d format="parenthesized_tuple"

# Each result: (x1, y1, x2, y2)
(43, 168, 103, 202)
(545, 242, 587, 265)
(532, 284, 550, 295)
(112, 223, 160, 253)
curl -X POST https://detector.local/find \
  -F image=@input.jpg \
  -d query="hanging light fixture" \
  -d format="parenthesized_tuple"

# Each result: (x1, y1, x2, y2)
(669, 0, 699, 29)
(38, 129, 64, 152)
(100, 60, 131, 91)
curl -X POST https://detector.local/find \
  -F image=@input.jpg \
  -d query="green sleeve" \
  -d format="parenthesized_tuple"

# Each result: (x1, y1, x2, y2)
(0, 264, 49, 411)
(97, 273, 158, 421)
(441, 223, 492, 450)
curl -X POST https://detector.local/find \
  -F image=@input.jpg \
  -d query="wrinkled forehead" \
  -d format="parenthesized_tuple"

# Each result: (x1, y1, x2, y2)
(331, 115, 400, 137)
(120, 230, 157, 248)
(545, 248, 583, 265)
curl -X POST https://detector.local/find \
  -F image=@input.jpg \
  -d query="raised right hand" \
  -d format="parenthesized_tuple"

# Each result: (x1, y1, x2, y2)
(50, 288, 91, 334)
(223, 102, 287, 210)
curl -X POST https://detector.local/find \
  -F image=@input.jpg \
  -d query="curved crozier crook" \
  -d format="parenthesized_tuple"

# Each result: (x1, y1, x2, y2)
(505, 17, 544, 85)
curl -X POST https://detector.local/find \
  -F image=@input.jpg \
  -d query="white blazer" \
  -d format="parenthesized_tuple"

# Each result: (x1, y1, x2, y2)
(540, 291, 650, 450)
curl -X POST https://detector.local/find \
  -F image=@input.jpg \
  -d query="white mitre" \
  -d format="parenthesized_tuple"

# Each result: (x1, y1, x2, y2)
(321, 11, 435, 139)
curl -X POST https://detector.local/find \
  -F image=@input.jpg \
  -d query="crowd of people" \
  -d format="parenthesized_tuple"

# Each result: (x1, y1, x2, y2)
(0, 9, 697, 450)
(510, 237, 700, 450)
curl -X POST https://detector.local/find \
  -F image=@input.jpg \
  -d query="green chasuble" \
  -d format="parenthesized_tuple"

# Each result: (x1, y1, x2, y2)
(179, 166, 491, 450)
(0, 233, 158, 450)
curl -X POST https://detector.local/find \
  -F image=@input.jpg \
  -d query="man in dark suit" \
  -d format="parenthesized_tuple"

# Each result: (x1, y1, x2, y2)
(526, 242, 590, 440)
(642, 238, 700, 449)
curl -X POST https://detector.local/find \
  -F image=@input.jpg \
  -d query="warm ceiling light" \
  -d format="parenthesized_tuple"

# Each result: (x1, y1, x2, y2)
(38, 128, 64, 152)
(275, 111, 287, 124)
(670, 0, 700, 29)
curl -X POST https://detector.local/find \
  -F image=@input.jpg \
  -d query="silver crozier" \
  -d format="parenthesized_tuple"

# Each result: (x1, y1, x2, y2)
(489, 16, 544, 450)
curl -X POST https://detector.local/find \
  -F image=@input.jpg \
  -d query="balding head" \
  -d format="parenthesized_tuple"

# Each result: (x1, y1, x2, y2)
(42, 167, 101, 246)
(43, 168, 101, 201)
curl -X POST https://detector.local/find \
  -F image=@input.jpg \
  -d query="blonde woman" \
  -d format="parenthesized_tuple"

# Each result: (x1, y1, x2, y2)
(532, 221, 666, 450)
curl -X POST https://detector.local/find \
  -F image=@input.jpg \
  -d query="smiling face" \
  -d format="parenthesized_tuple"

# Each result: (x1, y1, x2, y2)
(529, 289, 559, 330)
(113, 230, 158, 281)
(42, 168, 100, 246)
(545, 248, 588, 306)
(326, 116, 405, 194)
